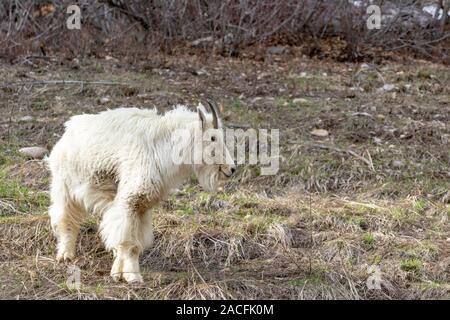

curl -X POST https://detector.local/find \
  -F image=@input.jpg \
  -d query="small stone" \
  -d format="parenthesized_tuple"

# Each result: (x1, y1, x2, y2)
(293, 98, 309, 104)
(267, 46, 286, 55)
(210, 199, 229, 210)
(257, 72, 270, 80)
(310, 129, 329, 137)
(194, 69, 209, 76)
(19, 147, 48, 159)
(381, 84, 396, 92)
(392, 160, 405, 168)
(19, 115, 34, 122)
(190, 36, 214, 47)
(251, 97, 263, 104)
(137, 93, 150, 99)
(99, 97, 110, 104)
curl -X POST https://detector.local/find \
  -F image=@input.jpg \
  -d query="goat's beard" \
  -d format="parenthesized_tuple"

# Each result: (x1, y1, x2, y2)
(196, 165, 220, 192)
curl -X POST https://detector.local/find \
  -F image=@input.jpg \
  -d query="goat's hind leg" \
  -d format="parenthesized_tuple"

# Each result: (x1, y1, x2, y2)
(49, 179, 84, 262)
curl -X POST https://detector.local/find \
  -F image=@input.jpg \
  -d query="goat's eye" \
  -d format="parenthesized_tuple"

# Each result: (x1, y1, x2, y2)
(211, 136, 216, 142)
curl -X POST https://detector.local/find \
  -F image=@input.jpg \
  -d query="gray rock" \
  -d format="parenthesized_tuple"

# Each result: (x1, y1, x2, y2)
(293, 98, 309, 104)
(19, 115, 34, 122)
(267, 46, 286, 55)
(251, 97, 263, 104)
(392, 160, 405, 168)
(99, 97, 110, 104)
(383, 84, 396, 92)
(210, 199, 229, 210)
(19, 147, 48, 159)
(190, 36, 214, 47)
(310, 129, 329, 137)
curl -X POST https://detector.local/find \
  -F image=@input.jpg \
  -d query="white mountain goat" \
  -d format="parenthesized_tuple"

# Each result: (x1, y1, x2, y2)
(47, 101, 236, 283)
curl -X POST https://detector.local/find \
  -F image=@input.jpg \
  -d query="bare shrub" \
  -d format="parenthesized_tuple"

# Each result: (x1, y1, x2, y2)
(0, 0, 449, 61)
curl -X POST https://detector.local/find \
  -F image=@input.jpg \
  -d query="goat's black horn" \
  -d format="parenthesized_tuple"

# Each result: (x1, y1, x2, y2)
(206, 99, 222, 129)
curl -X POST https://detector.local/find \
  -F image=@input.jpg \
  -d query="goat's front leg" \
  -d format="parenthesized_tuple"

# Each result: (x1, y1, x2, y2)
(99, 199, 145, 284)
(110, 243, 142, 284)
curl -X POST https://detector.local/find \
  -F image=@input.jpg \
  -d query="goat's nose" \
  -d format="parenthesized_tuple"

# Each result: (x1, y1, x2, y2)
(231, 167, 236, 174)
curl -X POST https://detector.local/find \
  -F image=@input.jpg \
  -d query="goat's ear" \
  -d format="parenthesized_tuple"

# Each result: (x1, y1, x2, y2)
(197, 104, 208, 128)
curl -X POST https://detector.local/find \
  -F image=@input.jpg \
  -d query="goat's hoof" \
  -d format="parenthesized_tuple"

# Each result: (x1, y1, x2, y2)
(124, 273, 144, 285)
(56, 250, 75, 263)
(111, 273, 121, 283)
(110, 272, 143, 284)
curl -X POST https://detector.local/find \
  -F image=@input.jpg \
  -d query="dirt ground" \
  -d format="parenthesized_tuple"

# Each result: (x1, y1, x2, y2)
(0, 48, 449, 299)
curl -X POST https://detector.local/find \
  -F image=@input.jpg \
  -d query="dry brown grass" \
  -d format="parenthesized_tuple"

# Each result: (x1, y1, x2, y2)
(0, 50, 449, 299)
(0, 192, 448, 299)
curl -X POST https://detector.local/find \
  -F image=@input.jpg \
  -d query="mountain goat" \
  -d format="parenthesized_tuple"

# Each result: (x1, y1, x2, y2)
(47, 102, 236, 283)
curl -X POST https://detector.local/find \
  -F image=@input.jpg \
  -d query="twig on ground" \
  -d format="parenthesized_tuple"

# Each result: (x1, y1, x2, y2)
(288, 141, 377, 172)
(0, 80, 129, 88)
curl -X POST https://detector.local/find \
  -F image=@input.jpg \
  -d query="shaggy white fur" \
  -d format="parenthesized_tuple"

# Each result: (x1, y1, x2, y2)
(48, 104, 235, 283)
